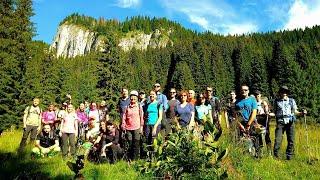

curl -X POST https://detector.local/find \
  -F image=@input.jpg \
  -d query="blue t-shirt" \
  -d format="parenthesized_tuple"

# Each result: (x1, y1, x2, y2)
(195, 104, 212, 121)
(175, 103, 194, 127)
(145, 101, 163, 125)
(235, 96, 257, 122)
(118, 98, 130, 118)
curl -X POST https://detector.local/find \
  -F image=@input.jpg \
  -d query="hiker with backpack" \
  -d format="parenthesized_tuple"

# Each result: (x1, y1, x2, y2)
(18, 98, 42, 153)
(273, 86, 307, 160)
(235, 84, 260, 157)
(121, 90, 144, 160)
(32, 124, 60, 158)
(144, 90, 163, 146)
(254, 90, 271, 154)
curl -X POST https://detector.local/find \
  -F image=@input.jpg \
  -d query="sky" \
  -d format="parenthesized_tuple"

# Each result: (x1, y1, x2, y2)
(32, 0, 320, 44)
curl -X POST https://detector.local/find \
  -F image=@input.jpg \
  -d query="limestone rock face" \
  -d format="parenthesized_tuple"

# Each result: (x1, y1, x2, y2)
(118, 29, 171, 51)
(50, 23, 172, 57)
(50, 24, 104, 58)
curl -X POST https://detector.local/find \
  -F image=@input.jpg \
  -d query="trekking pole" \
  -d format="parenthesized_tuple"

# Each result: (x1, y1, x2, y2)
(303, 112, 311, 163)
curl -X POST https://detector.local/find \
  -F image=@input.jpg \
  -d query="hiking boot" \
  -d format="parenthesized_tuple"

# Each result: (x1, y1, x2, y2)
(286, 156, 292, 160)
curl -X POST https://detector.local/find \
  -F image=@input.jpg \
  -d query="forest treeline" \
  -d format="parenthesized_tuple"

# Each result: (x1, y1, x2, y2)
(1, 3, 320, 131)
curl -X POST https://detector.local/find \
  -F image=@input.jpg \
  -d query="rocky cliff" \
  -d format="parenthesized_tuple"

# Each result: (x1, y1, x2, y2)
(50, 23, 172, 58)
(50, 24, 105, 58)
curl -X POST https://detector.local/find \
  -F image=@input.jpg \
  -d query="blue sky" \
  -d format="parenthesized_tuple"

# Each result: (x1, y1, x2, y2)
(32, 0, 320, 44)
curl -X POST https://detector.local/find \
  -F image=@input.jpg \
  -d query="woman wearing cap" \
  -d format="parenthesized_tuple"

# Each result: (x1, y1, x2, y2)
(174, 90, 195, 130)
(144, 90, 163, 146)
(121, 90, 144, 160)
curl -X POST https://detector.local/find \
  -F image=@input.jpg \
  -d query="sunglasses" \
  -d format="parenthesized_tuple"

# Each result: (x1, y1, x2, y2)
(154, 85, 160, 87)
(170, 92, 176, 93)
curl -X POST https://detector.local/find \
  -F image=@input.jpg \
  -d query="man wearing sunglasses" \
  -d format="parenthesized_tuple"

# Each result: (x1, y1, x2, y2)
(235, 84, 257, 132)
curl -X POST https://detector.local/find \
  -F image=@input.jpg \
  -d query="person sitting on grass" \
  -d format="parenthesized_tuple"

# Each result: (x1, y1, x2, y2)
(32, 124, 60, 158)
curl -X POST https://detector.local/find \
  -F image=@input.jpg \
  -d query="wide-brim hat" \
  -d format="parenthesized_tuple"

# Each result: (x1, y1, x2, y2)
(279, 85, 290, 93)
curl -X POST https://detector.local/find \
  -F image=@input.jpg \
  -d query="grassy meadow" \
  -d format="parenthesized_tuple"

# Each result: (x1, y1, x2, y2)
(0, 116, 319, 179)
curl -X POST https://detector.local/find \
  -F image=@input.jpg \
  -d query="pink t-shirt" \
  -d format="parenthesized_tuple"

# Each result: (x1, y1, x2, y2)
(61, 113, 78, 133)
(42, 111, 56, 124)
(122, 104, 144, 131)
(76, 110, 88, 124)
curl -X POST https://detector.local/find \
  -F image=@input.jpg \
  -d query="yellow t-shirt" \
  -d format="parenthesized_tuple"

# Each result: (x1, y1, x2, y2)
(24, 106, 41, 126)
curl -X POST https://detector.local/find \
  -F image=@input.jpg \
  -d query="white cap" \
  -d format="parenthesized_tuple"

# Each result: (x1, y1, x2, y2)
(130, 90, 139, 97)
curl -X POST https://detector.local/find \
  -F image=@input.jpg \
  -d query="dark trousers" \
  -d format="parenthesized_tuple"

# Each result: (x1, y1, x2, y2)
(62, 133, 76, 156)
(126, 129, 140, 160)
(103, 144, 123, 163)
(144, 125, 161, 146)
(18, 125, 38, 152)
(274, 121, 295, 158)
(257, 115, 271, 147)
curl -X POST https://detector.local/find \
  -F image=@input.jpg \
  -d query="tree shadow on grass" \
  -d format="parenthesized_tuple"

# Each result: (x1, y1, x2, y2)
(0, 151, 73, 179)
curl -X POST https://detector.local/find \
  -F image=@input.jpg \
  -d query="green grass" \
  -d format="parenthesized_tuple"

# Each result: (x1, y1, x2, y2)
(1, 119, 319, 179)
(0, 130, 140, 179)
(224, 120, 320, 179)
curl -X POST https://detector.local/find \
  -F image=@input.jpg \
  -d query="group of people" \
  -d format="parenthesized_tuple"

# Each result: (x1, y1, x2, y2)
(17, 82, 306, 163)
(226, 84, 307, 160)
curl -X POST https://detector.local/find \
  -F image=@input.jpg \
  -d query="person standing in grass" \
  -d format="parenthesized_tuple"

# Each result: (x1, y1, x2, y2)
(165, 88, 180, 135)
(188, 90, 197, 105)
(235, 85, 260, 157)
(254, 90, 272, 154)
(144, 90, 163, 146)
(42, 104, 56, 127)
(60, 104, 78, 158)
(225, 90, 237, 129)
(118, 87, 130, 121)
(205, 86, 222, 140)
(18, 98, 42, 153)
(174, 90, 195, 130)
(121, 90, 144, 160)
(32, 124, 60, 157)
(273, 86, 307, 160)
(195, 93, 213, 125)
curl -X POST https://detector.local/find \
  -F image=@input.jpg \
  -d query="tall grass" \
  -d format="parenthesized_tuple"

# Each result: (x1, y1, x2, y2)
(0, 116, 319, 179)
(223, 117, 320, 179)
(0, 130, 140, 179)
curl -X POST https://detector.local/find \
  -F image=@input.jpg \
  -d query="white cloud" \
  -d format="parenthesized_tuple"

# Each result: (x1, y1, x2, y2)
(161, 0, 257, 35)
(116, 0, 141, 8)
(283, 0, 320, 30)
(223, 23, 258, 35)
